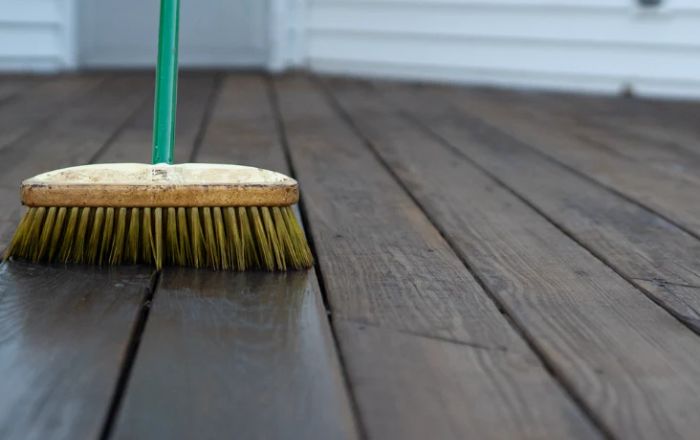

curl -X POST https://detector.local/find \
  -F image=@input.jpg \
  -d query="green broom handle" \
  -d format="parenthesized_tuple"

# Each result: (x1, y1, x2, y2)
(152, 0, 180, 164)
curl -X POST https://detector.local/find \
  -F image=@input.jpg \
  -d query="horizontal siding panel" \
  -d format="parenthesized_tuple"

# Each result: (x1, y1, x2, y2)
(0, 1, 63, 25)
(308, 34, 700, 81)
(311, 0, 700, 13)
(0, 0, 73, 71)
(0, 27, 62, 58)
(307, 0, 700, 97)
(309, 4, 700, 48)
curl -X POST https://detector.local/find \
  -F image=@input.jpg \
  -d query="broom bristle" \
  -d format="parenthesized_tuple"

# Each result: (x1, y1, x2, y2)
(4, 206, 313, 271)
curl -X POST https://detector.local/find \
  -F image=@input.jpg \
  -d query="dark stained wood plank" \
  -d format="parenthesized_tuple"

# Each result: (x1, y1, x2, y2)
(195, 74, 285, 167)
(0, 74, 153, 250)
(113, 270, 356, 440)
(0, 74, 105, 151)
(368, 80, 700, 330)
(326, 77, 700, 440)
(96, 72, 218, 164)
(111, 74, 359, 440)
(482, 89, 700, 187)
(0, 263, 154, 440)
(0, 75, 37, 104)
(0, 74, 157, 440)
(273, 75, 602, 440)
(426, 85, 700, 238)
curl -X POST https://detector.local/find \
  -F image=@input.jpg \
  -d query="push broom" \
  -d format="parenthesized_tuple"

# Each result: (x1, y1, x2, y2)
(3, 0, 313, 271)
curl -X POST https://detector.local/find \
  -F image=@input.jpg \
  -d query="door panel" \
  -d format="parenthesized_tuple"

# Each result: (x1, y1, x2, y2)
(79, 0, 269, 67)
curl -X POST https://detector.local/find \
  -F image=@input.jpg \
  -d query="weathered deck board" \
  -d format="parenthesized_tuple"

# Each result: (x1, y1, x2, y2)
(0, 74, 152, 250)
(0, 75, 105, 152)
(373, 82, 700, 330)
(273, 75, 601, 439)
(0, 263, 154, 440)
(0, 74, 156, 440)
(95, 72, 217, 164)
(2, 72, 700, 440)
(0, 76, 37, 104)
(484, 89, 700, 190)
(326, 78, 700, 439)
(434, 86, 700, 239)
(111, 74, 359, 440)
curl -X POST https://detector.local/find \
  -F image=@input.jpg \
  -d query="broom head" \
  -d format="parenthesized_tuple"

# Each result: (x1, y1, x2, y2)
(4, 163, 313, 271)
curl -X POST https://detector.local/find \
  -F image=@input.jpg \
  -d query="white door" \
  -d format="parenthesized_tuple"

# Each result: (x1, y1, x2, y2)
(79, 0, 270, 67)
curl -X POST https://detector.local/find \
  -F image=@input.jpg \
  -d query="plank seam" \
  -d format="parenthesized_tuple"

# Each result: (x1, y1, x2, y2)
(265, 74, 368, 440)
(188, 72, 224, 163)
(98, 271, 160, 440)
(0, 77, 151, 257)
(316, 76, 614, 440)
(418, 104, 700, 334)
(0, 75, 110, 155)
(90, 91, 152, 163)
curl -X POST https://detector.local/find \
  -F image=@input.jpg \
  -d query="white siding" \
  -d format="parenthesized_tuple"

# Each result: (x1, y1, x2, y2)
(0, 0, 76, 71)
(306, 0, 700, 97)
(79, 0, 269, 68)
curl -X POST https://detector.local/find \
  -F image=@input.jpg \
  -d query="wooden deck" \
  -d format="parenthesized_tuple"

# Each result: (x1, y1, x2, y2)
(1, 72, 700, 440)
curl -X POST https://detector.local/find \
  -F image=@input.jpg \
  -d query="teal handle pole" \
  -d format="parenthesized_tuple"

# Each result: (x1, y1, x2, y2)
(152, 0, 180, 164)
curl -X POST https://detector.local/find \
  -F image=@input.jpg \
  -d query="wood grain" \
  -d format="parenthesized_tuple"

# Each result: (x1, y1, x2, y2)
(327, 78, 700, 440)
(0, 261, 154, 440)
(96, 72, 217, 164)
(0, 75, 157, 439)
(0, 75, 36, 104)
(274, 75, 601, 439)
(111, 74, 359, 440)
(0, 75, 105, 152)
(376, 82, 700, 331)
(112, 269, 356, 440)
(0, 74, 152, 250)
(429, 85, 700, 238)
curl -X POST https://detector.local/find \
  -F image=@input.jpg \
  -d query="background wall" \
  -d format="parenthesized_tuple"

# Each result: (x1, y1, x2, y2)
(0, 0, 76, 71)
(79, 0, 269, 68)
(305, 0, 700, 97)
(2, 0, 700, 97)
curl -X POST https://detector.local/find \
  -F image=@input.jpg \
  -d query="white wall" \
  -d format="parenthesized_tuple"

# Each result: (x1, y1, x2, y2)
(305, 0, 700, 97)
(79, 0, 269, 68)
(3, 0, 700, 98)
(0, 0, 76, 71)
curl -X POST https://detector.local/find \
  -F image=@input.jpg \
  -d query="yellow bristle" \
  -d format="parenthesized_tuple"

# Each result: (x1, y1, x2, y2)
(272, 207, 296, 267)
(4, 208, 34, 260)
(224, 207, 244, 270)
(212, 208, 229, 270)
(261, 207, 285, 270)
(166, 208, 180, 265)
(201, 207, 219, 269)
(127, 208, 140, 264)
(249, 207, 273, 270)
(72, 207, 91, 263)
(283, 206, 314, 268)
(141, 207, 154, 264)
(190, 207, 204, 268)
(110, 207, 127, 265)
(22, 207, 44, 257)
(154, 208, 163, 270)
(5, 204, 313, 271)
(48, 207, 67, 261)
(177, 207, 191, 265)
(59, 207, 80, 262)
(99, 207, 114, 265)
(238, 207, 259, 269)
(35, 207, 57, 262)
(86, 207, 104, 264)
